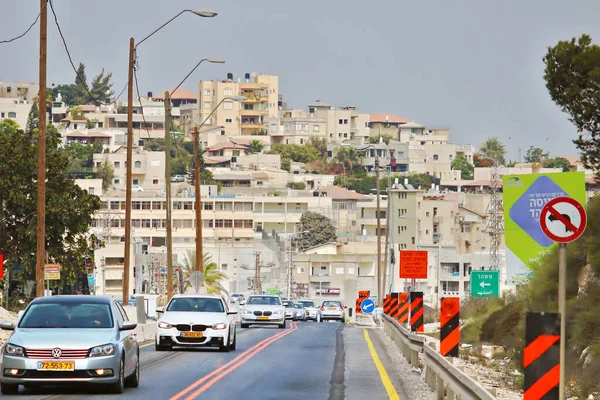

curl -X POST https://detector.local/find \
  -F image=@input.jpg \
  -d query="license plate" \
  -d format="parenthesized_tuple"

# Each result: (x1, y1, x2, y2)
(258, 316, 269, 321)
(328, 307, 337, 310)
(181, 332, 203, 338)
(37, 361, 74, 371)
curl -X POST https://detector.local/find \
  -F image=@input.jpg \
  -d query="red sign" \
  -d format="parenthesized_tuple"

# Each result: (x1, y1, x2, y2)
(400, 250, 428, 279)
(292, 283, 309, 297)
(0, 254, 4, 280)
(540, 197, 587, 243)
(316, 287, 340, 295)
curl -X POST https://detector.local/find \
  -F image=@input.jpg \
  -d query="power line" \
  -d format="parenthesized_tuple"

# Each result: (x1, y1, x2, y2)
(0, 1, 46, 44)
(48, 0, 120, 107)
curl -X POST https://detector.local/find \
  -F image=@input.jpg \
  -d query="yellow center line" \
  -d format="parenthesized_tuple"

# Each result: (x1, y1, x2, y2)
(139, 341, 154, 348)
(364, 329, 400, 400)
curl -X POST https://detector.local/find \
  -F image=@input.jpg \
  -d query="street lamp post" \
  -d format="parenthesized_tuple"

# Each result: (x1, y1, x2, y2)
(122, 9, 217, 305)
(164, 57, 225, 300)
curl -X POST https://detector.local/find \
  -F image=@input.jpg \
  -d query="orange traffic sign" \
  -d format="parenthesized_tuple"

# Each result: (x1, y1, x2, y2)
(399, 250, 428, 279)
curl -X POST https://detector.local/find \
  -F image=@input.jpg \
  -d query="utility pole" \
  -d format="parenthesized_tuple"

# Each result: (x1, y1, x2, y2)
(123, 37, 135, 306)
(193, 126, 204, 272)
(35, 0, 48, 298)
(254, 252, 261, 294)
(164, 91, 174, 299)
(375, 157, 382, 306)
(382, 166, 391, 297)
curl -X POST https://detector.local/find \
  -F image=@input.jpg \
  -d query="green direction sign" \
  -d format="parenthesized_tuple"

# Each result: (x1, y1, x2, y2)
(470, 271, 500, 298)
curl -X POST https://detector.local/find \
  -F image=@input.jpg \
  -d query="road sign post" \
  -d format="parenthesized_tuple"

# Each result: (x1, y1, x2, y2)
(539, 196, 587, 400)
(189, 271, 205, 295)
(470, 270, 500, 298)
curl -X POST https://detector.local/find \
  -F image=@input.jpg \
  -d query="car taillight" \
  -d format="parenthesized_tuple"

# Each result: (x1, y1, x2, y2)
(321, 306, 325, 311)
(339, 307, 344, 311)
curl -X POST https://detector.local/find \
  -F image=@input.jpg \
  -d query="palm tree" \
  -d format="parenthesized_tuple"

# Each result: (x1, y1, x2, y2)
(479, 137, 507, 166)
(179, 250, 228, 295)
(334, 146, 361, 172)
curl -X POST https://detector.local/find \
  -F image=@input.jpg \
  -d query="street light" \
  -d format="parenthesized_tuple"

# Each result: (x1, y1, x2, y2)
(164, 57, 225, 301)
(123, 9, 217, 306)
(193, 96, 246, 274)
(342, 143, 383, 306)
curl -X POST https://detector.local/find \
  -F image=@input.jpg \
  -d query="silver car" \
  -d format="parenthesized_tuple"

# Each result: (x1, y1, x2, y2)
(293, 303, 306, 321)
(298, 300, 321, 322)
(0, 295, 139, 395)
(282, 300, 296, 320)
(320, 300, 346, 323)
(240, 295, 286, 329)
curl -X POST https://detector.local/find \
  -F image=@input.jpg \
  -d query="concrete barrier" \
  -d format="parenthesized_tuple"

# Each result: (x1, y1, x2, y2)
(134, 322, 156, 342)
(355, 314, 377, 327)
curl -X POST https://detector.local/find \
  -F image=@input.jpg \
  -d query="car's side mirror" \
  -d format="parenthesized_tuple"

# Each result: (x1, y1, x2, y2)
(156, 306, 164, 314)
(120, 321, 137, 331)
(0, 322, 15, 331)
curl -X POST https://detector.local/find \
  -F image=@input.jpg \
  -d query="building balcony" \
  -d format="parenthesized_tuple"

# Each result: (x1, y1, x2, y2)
(433, 215, 443, 224)
(350, 125, 358, 133)
(433, 233, 441, 243)
(241, 93, 268, 103)
(309, 274, 332, 283)
(439, 270, 462, 280)
(240, 109, 267, 117)
(240, 123, 264, 130)
(350, 109, 359, 118)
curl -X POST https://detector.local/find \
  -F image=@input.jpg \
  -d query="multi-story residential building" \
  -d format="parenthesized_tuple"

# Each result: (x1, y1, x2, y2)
(369, 114, 410, 138)
(388, 184, 501, 306)
(197, 73, 279, 136)
(92, 146, 166, 191)
(0, 81, 39, 128)
(0, 82, 39, 100)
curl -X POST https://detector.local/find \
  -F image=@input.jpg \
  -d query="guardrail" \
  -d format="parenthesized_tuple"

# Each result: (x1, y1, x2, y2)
(382, 314, 496, 400)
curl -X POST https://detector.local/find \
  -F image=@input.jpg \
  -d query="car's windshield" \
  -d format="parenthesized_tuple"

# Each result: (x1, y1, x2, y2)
(299, 301, 315, 308)
(323, 301, 342, 307)
(167, 297, 224, 313)
(294, 304, 303, 309)
(283, 301, 294, 308)
(19, 302, 113, 328)
(246, 296, 281, 305)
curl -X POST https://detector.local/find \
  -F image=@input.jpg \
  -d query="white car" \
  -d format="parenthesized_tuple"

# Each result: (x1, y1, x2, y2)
(240, 295, 286, 329)
(132, 185, 144, 192)
(155, 294, 237, 352)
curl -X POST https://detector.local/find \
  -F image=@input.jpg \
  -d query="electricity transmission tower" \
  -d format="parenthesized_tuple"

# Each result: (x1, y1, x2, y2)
(485, 161, 504, 270)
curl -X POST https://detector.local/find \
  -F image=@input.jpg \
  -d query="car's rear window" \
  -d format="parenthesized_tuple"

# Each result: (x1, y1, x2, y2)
(323, 301, 342, 307)
(299, 301, 315, 308)
(167, 298, 224, 313)
(20, 303, 113, 328)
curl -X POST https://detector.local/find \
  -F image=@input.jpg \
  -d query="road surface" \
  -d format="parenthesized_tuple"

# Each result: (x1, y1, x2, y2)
(5, 322, 411, 400)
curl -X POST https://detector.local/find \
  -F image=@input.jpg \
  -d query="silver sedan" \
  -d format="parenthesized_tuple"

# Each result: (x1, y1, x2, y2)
(0, 295, 139, 395)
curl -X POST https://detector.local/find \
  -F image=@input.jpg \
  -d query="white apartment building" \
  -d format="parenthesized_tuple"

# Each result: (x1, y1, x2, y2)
(0, 81, 39, 129)
(92, 146, 166, 191)
(388, 184, 503, 306)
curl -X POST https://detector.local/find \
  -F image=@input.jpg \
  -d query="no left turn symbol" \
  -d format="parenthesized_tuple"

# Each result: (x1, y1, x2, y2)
(540, 196, 587, 243)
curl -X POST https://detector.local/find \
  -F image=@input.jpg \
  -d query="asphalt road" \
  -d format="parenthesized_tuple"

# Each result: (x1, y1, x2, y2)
(3, 321, 410, 400)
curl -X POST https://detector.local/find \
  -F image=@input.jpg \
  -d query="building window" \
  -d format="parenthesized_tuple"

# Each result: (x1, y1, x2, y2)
(449, 154, 453, 160)
(338, 119, 343, 124)
(223, 101, 233, 110)
(313, 125, 319, 132)
(433, 154, 439, 161)
(133, 179, 139, 185)
(222, 264, 228, 270)
(7, 112, 16, 118)
(114, 179, 120, 184)
(203, 89, 210, 96)
(134, 161, 142, 168)
(153, 179, 158, 185)
(6, 87, 11, 93)
(343, 119, 348, 124)
(300, 139, 304, 144)
(114, 161, 120, 168)
(223, 88, 233, 96)
(226, 118, 232, 123)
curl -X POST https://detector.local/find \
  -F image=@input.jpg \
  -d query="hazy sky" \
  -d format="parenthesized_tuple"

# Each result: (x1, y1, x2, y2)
(2, 0, 599, 161)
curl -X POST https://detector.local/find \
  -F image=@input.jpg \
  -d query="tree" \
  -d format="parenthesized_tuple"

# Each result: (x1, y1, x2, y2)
(333, 146, 361, 172)
(26, 102, 39, 133)
(544, 34, 600, 180)
(268, 143, 321, 164)
(308, 136, 328, 158)
(292, 211, 337, 251)
(451, 155, 474, 180)
(75, 62, 87, 88)
(88, 69, 114, 105)
(473, 153, 493, 168)
(479, 137, 506, 166)
(406, 172, 435, 189)
(180, 250, 227, 295)
(366, 134, 393, 145)
(286, 181, 306, 190)
(281, 157, 291, 172)
(0, 120, 101, 288)
(524, 146, 549, 164)
(248, 140, 264, 154)
(544, 157, 571, 172)
(96, 159, 115, 191)
(69, 106, 86, 121)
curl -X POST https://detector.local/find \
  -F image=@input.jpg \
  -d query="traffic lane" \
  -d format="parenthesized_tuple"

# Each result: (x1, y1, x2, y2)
(9, 324, 286, 399)
(176, 320, 336, 400)
(344, 326, 407, 400)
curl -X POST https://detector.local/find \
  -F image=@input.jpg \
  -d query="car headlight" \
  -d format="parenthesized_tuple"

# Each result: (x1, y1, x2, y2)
(4, 343, 25, 357)
(89, 344, 116, 357)
(242, 309, 253, 315)
(274, 310, 283, 315)
(212, 323, 227, 330)
(158, 321, 173, 329)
